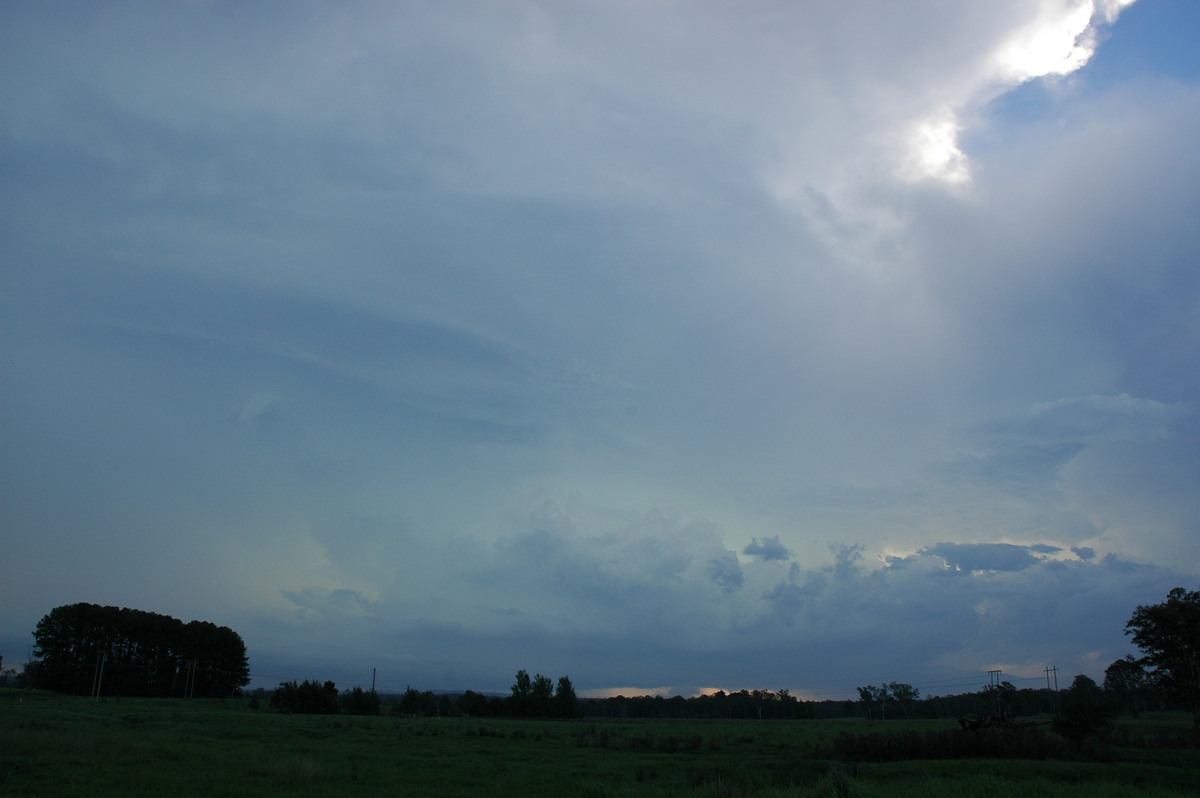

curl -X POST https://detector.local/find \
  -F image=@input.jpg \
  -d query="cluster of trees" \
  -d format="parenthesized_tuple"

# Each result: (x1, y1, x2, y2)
(262, 671, 581, 719)
(268, 680, 382, 716)
(0, 655, 18, 687)
(395, 685, 463, 717)
(508, 669, 579, 718)
(25, 603, 249, 698)
(856, 682, 920, 719)
(393, 671, 582, 718)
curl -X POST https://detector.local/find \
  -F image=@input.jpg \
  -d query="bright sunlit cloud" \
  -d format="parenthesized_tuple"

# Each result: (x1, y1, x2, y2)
(903, 0, 1140, 183)
(995, 0, 1102, 81)
(904, 107, 972, 184)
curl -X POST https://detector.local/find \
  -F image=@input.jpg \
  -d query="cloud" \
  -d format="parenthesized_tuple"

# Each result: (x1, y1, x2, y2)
(923, 542, 1045, 573)
(931, 395, 1190, 509)
(903, 0, 1141, 182)
(992, 0, 1129, 82)
(260, 488, 1187, 686)
(244, 498, 1192, 693)
(706, 553, 745, 593)
(742, 536, 793, 562)
(1, 0, 1196, 698)
(978, 394, 1188, 447)
(281, 587, 379, 620)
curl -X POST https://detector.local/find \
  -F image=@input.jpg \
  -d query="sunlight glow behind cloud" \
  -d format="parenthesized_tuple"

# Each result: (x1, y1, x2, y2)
(995, 1, 1104, 81)
(904, 108, 971, 184)
(905, 0, 1140, 183)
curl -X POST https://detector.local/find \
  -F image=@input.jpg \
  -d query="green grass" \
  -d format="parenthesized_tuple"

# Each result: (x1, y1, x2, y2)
(0, 690, 1196, 797)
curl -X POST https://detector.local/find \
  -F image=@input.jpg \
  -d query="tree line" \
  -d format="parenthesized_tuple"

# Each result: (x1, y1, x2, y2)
(23, 603, 249, 698)
(583, 687, 811, 720)
(268, 679, 382, 715)
(258, 669, 580, 719)
(10, 587, 1194, 729)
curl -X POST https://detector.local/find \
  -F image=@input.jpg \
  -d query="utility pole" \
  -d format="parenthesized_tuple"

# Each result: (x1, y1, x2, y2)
(183, 660, 198, 698)
(91, 651, 109, 700)
(1044, 665, 1059, 716)
(371, 668, 376, 693)
(987, 669, 1003, 717)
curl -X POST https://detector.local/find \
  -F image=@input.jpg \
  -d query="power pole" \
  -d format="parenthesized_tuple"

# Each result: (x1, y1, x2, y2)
(1044, 665, 1059, 715)
(371, 668, 376, 693)
(91, 651, 109, 700)
(183, 660, 198, 698)
(987, 670, 1003, 717)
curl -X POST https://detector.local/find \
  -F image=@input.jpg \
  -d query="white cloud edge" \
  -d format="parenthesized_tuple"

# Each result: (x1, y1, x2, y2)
(904, 0, 1140, 184)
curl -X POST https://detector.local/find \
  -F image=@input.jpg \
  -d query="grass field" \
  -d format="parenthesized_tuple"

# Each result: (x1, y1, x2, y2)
(1, 690, 1196, 796)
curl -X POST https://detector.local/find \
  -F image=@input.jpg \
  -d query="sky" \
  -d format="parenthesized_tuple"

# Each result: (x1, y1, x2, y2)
(2, 0, 1198, 700)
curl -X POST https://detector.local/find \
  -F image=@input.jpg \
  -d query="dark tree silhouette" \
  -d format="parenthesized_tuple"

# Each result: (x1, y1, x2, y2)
(554, 675, 579, 718)
(271, 679, 339, 714)
(339, 685, 382, 716)
(1104, 655, 1149, 716)
(510, 668, 532, 715)
(888, 682, 921, 718)
(530, 673, 554, 718)
(1126, 586, 1200, 729)
(1052, 674, 1118, 742)
(30, 603, 249, 697)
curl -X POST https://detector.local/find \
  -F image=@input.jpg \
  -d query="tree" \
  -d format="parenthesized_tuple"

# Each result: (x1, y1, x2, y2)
(1052, 675, 1119, 742)
(339, 686, 381, 716)
(397, 685, 423, 716)
(857, 685, 888, 719)
(0, 654, 16, 687)
(1125, 586, 1200, 729)
(510, 669, 531, 715)
(1103, 655, 1148, 716)
(530, 673, 554, 718)
(553, 675, 579, 718)
(981, 680, 1017, 717)
(270, 679, 339, 714)
(887, 682, 920, 718)
(457, 689, 491, 717)
(394, 685, 443, 716)
(777, 688, 800, 720)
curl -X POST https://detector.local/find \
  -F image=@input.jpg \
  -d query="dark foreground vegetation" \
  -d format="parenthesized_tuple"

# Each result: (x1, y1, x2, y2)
(1, 689, 1197, 797)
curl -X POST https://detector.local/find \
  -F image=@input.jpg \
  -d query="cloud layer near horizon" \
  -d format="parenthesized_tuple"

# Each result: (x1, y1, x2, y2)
(2, 0, 1197, 696)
